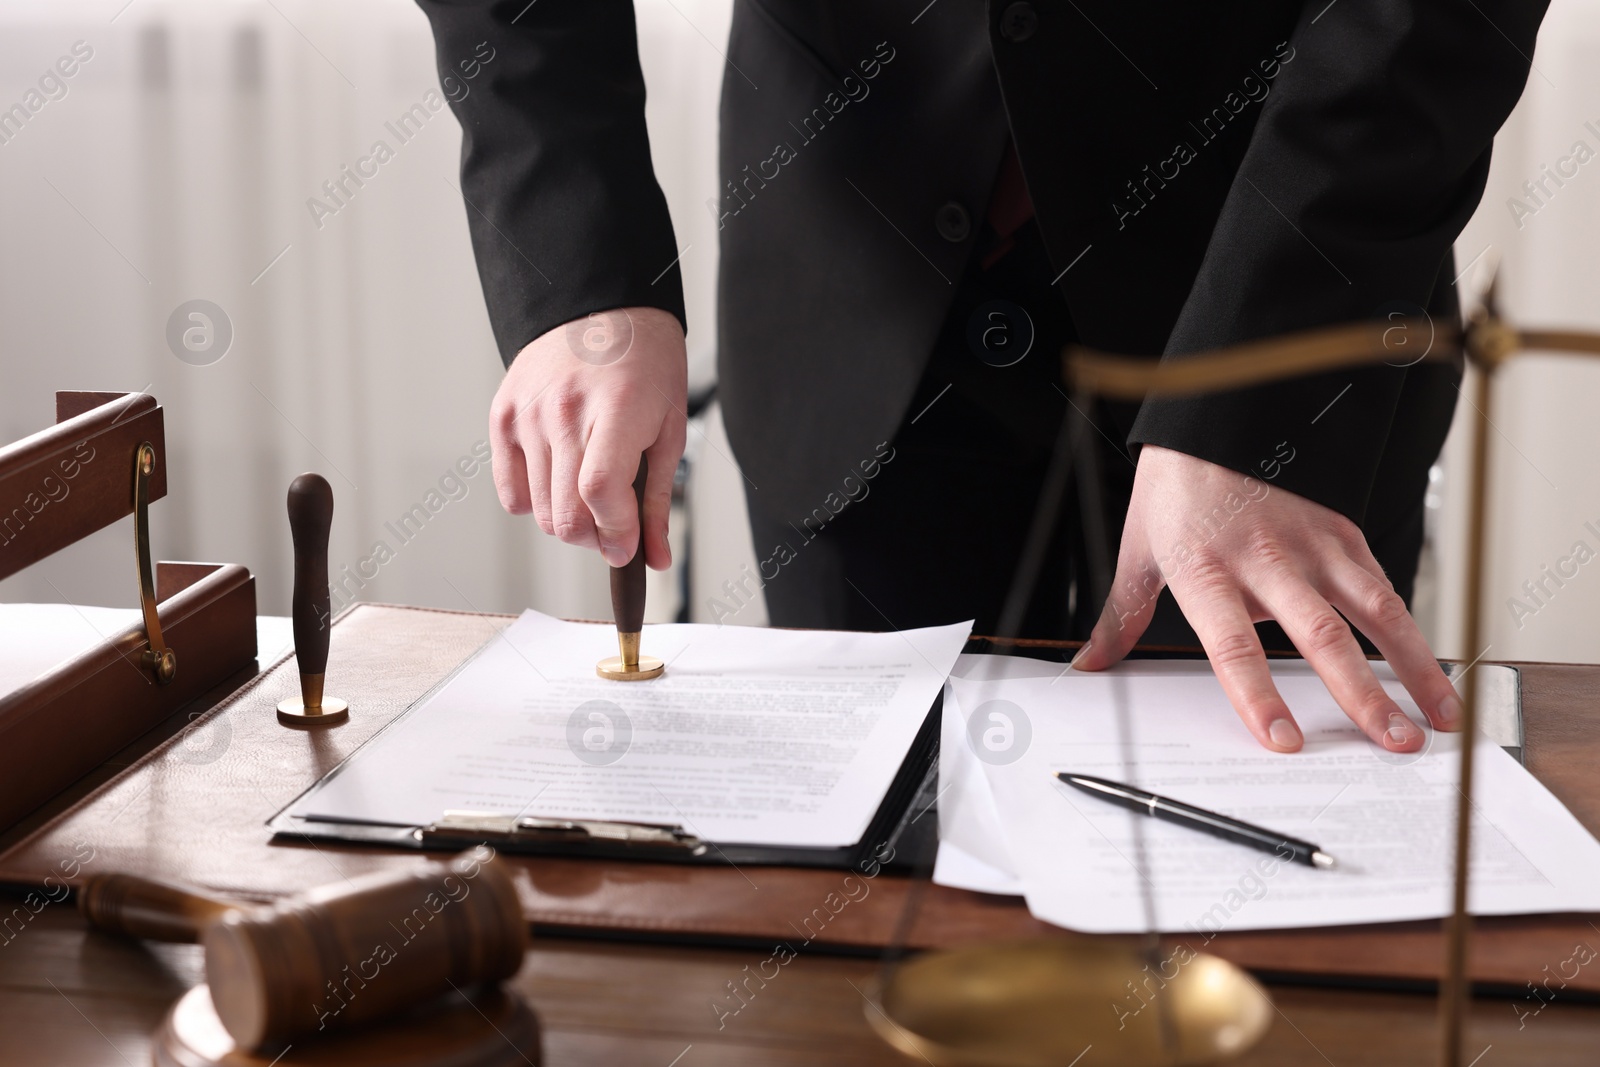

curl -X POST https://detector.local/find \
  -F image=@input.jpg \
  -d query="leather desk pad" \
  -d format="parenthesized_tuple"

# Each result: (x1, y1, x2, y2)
(3, 603, 1597, 994)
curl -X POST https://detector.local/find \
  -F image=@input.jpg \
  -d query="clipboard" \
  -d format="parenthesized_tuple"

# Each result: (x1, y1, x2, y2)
(267, 682, 943, 871)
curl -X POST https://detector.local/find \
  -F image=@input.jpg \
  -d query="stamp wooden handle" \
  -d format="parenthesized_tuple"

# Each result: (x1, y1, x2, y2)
(607, 457, 648, 635)
(286, 473, 334, 678)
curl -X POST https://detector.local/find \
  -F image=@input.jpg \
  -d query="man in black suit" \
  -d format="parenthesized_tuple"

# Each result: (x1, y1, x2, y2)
(417, 0, 1547, 753)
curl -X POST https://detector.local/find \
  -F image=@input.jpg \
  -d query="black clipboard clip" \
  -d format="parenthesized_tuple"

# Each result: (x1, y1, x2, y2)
(416, 810, 708, 857)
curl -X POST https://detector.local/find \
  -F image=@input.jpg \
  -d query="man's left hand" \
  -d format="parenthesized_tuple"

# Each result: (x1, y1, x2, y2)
(1072, 445, 1462, 753)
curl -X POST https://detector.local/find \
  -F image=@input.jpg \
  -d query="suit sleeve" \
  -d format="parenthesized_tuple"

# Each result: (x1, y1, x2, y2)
(1127, 0, 1548, 524)
(415, 0, 686, 368)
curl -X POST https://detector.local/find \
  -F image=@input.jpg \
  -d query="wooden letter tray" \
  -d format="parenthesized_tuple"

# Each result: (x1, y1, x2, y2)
(0, 391, 257, 831)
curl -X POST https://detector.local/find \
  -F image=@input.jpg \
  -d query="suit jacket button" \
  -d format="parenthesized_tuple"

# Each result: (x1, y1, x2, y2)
(936, 201, 971, 243)
(1000, 2, 1038, 42)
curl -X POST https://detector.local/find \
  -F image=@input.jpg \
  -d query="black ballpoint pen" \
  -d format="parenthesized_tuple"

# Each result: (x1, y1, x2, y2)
(1056, 772, 1338, 870)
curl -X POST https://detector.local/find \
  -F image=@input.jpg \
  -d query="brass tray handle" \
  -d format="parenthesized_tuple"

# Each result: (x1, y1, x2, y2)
(133, 441, 176, 684)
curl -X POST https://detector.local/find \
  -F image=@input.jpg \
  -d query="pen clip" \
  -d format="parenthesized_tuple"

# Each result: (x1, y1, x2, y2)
(417, 809, 709, 856)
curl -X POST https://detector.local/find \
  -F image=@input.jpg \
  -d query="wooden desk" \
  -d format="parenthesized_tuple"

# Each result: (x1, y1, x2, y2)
(3, 605, 1599, 1066)
(1, 903, 1596, 1066)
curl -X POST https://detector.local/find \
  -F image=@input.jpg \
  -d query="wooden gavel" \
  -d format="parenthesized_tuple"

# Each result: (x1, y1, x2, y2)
(77, 850, 527, 1051)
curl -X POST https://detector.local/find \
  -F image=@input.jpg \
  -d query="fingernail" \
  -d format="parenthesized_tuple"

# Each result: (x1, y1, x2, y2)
(1387, 712, 1420, 747)
(1437, 694, 1463, 728)
(1268, 718, 1302, 750)
(601, 544, 627, 567)
(1070, 641, 1092, 668)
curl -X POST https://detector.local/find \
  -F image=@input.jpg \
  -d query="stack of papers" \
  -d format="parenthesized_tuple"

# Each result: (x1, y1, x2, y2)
(936, 654, 1600, 933)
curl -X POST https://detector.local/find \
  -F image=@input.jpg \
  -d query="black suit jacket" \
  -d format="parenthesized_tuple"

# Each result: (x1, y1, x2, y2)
(417, 0, 1546, 542)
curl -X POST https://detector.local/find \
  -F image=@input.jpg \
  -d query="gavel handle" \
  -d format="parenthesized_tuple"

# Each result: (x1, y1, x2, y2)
(78, 872, 240, 943)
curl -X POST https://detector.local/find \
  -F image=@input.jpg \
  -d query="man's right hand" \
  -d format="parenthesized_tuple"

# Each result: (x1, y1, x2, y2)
(489, 306, 687, 570)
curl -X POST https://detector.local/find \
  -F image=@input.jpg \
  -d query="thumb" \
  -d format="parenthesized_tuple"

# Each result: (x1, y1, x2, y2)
(1073, 552, 1163, 671)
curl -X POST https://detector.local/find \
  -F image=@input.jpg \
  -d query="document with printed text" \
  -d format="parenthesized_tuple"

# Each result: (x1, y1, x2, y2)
(288, 610, 970, 849)
(936, 654, 1600, 933)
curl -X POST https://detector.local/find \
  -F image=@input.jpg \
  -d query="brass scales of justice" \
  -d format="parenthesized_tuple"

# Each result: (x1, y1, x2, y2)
(860, 274, 1600, 1067)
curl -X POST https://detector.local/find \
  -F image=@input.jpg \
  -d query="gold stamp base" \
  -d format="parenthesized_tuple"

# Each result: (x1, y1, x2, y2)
(277, 696, 350, 726)
(596, 655, 664, 681)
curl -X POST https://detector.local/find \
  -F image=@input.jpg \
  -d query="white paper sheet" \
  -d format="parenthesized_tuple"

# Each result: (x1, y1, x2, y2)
(1, 604, 297, 696)
(931, 839, 1024, 896)
(943, 655, 1600, 934)
(289, 610, 971, 849)
(933, 666, 1024, 894)
(0, 602, 142, 695)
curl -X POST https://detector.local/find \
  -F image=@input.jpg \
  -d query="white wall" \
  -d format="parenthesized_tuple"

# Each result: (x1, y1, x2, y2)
(1431, 0, 1600, 664)
(0, 0, 738, 626)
